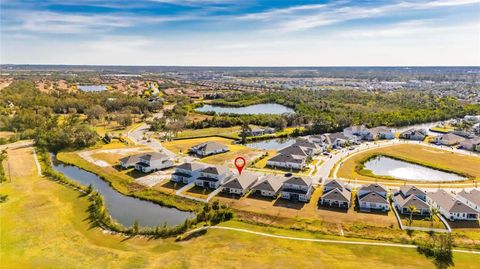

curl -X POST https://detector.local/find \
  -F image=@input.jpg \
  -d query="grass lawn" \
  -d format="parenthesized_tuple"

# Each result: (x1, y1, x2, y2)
(0, 131, 14, 139)
(176, 127, 241, 139)
(336, 144, 480, 183)
(399, 214, 447, 230)
(2, 146, 479, 268)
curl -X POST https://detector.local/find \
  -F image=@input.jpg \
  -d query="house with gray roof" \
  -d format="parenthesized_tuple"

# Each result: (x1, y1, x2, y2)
(267, 145, 310, 170)
(195, 165, 232, 189)
(171, 162, 206, 184)
(435, 133, 466, 146)
(392, 185, 430, 216)
(357, 183, 390, 212)
(323, 179, 349, 193)
(427, 190, 478, 221)
(320, 187, 352, 209)
(457, 189, 480, 213)
(400, 128, 427, 141)
(222, 172, 259, 196)
(280, 176, 313, 202)
(250, 174, 285, 198)
(344, 125, 370, 138)
(134, 152, 173, 173)
(365, 126, 395, 141)
(190, 141, 229, 157)
(459, 137, 480, 152)
(293, 138, 324, 155)
(119, 154, 143, 169)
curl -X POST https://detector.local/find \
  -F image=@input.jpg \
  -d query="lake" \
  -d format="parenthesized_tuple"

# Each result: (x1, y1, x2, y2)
(195, 103, 295, 115)
(78, 85, 107, 92)
(246, 138, 296, 150)
(51, 158, 195, 227)
(363, 155, 466, 182)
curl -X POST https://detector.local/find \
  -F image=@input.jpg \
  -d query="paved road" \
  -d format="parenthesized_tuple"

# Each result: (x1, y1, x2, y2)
(188, 226, 480, 255)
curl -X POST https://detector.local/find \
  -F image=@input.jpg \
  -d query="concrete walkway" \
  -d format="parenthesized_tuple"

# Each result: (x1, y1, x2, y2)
(189, 226, 480, 255)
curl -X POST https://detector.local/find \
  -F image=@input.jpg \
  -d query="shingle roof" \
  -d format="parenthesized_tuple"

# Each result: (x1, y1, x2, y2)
(119, 154, 143, 165)
(458, 189, 480, 207)
(398, 185, 426, 199)
(324, 179, 346, 190)
(359, 183, 388, 195)
(223, 172, 259, 190)
(428, 190, 477, 214)
(176, 162, 205, 171)
(359, 192, 389, 204)
(268, 153, 305, 164)
(192, 141, 229, 153)
(322, 187, 351, 202)
(284, 176, 312, 186)
(251, 175, 284, 192)
(201, 165, 228, 175)
(139, 152, 169, 161)
(394, 194, 430, 210)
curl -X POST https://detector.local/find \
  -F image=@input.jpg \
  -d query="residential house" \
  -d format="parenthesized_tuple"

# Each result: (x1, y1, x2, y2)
(320, 179, 352, 208)
(222, 172, 259, 196)
(250, 174, 285, 198)
(427, 190, 478, 221)
(344, 125, 370, 138)
(457, 189, 480, 213)
(392, 185, 431, 216)
(266, 145, 310, 170)
(325, 132, 353, 148)
(280, 176, 314, 202)
(365, 126, 395, 141)
(357, 183, 390, 212)
(435, 133, 466, 146)
(134, 152, 174, 173)
(119, 154, 143, 169)
(171, 162, 205, 184)
(247, 127, 275, 136)
(195, 165, 231, 189)
(400, 128, 427, 141)
(190, 141, 229, 157)
(293, 138, 324, 154)
(459, 137, 480, 152)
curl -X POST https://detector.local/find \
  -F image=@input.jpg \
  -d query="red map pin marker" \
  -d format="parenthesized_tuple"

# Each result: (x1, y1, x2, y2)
(234, 157, 246, 175)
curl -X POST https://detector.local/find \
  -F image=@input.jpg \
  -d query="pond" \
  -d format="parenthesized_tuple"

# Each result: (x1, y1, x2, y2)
(78, 85, 107, 92)
(363, 155, 466, 182)
(195, 103, 295, 115)
(246, 138, 296, 150)
(51, 158, 195, 227)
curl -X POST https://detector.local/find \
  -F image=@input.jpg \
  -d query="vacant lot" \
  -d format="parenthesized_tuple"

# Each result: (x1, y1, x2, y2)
(2, 147, 478, 268)
(176, 126, 241, 139)
(337, 144, 480, 182)
(163, 137, 264, 167)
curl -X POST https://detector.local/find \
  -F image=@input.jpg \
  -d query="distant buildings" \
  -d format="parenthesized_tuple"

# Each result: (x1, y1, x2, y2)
(399, 128, 427, 141)
(190, 141, 229, 157)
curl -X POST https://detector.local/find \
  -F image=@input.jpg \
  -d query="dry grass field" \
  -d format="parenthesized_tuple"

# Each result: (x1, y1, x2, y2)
(2, 147, 479, 268)
(337, 144, 480, 182)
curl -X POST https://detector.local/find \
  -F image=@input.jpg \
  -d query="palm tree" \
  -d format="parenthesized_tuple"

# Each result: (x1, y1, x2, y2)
(430, 207, 439, 228)
(408, 205, 418, 226)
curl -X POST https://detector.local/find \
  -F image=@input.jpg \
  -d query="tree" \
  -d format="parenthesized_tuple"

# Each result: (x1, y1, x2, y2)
(407, 205, 418, 226)
(85, 105, 106, 122)
(116, 113, 133, 129)
(239, 122, 252, 144)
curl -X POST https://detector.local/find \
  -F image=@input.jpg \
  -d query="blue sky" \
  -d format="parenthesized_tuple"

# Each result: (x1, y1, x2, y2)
(1, 0, 479, 66)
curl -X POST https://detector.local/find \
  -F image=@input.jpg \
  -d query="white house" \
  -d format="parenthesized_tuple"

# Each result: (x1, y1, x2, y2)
(171, 162, 205, 184)
(457, 189, 480, 213)
(459, 137, 480, 152)
(222, 172, 259, 196)
(119, 154, 143, 169)
(400, 129, 427, 141)
(134, 152, 174, 173)
(320, 179, 352, 208)
(392, 185, 431, 216)
(365, 126, 395, 141)
(250, 174, 284, 198)
(344, 125, 370, 138)
(357, 183, 390, 212)
(195, 165, 231, 189)
(266, 145, 310, 170)
(427, 190, 478, 221)
(280, 176, 313, 202)
(190, 141, 229, 157)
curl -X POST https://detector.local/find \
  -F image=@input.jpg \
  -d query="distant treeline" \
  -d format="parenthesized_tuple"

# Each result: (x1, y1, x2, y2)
(193, 89, 480, 134)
